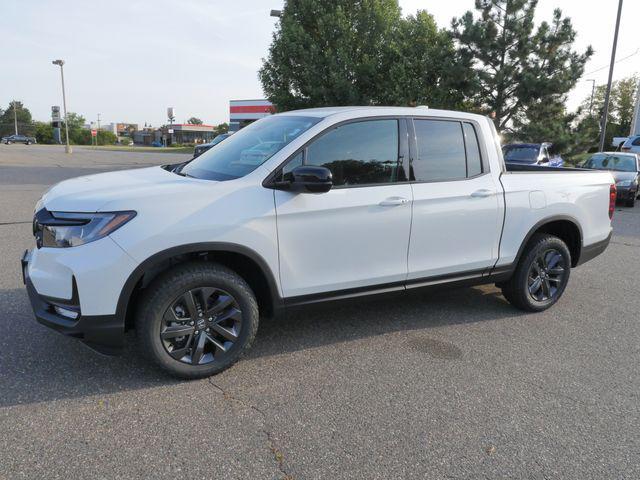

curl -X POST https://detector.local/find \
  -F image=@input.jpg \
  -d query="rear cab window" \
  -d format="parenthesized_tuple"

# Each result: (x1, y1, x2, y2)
(411, 118, 485, 182)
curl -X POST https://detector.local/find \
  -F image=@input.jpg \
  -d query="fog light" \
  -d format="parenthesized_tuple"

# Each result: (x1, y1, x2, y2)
(54, 305, 79, 320)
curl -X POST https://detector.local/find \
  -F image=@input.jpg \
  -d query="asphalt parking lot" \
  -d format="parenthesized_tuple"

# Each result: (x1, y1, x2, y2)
(1, 144, 639, 479)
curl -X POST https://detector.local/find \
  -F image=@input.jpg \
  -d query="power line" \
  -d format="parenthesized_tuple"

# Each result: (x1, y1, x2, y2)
(583, 48, 639, 77)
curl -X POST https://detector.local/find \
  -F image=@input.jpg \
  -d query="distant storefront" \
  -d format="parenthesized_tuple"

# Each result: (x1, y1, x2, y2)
(133, 124, 215, 146)
(229, 99, 274, 132)
(161, 124, 216, 145)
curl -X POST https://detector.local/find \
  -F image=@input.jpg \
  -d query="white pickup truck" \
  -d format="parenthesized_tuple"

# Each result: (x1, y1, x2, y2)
(22, 107, 615, 378)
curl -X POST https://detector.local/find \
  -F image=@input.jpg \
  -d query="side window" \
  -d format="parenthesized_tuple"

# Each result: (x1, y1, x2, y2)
(633, 137, 640, 146)
(463, 123, 482, 177)
(412, 120, 466, 181)
(305, 120, 399, 186)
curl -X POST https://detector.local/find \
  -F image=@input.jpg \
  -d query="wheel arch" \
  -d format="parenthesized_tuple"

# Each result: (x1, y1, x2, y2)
(512, 216, 583, 269)
(117, 243, 282, 331)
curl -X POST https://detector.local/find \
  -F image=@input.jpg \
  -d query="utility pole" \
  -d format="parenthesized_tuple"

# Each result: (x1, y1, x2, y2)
(52, 59, 72, 154)
(631, 79, 640, 136)
(12, 101, 18, 135)
(599, 0, 624, 152)
(97, 113, 101, 146)
(587, 79, 596, 116)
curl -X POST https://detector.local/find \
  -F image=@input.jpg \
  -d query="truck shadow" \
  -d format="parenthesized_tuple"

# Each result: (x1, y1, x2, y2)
(0, 284, 523, 408)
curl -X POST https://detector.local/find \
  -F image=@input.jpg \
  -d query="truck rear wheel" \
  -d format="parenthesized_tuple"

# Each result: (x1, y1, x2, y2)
(501, 234, 571, 312)
(136, 262, 259, 379)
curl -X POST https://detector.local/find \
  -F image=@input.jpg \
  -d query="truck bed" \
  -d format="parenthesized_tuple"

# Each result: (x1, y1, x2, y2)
(505, 163, 583, 173)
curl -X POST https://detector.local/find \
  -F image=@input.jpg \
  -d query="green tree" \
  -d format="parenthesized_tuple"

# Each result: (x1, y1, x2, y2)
(98, 130, 117, 145)
(384, 10, 475, 109)
(510, 98, 575, 153)
(451, 0, 592, 133)
(0, 101, 34, 137)
(34, 121, 55, 144)
(259, 0, 469, 111)
(215, 123, 229, 135)
(61, 112, 86, 144)
(574, 74, 638, 150)
(613, 75, 638, 134)
(187, 117, 203, 125)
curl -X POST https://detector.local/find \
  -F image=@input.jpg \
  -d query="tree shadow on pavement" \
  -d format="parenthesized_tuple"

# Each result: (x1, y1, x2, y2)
(0, 284, 524, 408)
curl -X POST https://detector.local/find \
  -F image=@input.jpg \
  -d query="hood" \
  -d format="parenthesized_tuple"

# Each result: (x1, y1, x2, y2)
(611, 171, 638, 183)
(41, 166, 214, 212)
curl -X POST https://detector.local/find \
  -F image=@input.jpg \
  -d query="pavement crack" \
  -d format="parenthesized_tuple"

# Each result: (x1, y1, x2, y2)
(0, 221, 31, 226)
(208, 379, 293, 480)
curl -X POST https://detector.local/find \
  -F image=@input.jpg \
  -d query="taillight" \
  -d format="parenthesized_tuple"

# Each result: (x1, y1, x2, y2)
(609, 184, 616, 219)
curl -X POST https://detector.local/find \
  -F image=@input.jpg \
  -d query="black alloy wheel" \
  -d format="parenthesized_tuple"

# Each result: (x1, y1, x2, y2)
(137, 262, 259, 379)
(527, 248, 566, 302)
(161, 287, 242, 365)
(500, 233, 571, 312)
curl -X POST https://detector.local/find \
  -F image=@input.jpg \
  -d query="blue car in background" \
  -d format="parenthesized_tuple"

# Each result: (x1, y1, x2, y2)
(502, 142, 564, 167)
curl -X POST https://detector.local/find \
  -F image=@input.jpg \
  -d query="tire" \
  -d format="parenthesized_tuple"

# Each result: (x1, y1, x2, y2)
(501, 233, 571, 312)
(626, 194, 636, 207)
(136, 261, 259, 379)
(25, 141, 31, 145)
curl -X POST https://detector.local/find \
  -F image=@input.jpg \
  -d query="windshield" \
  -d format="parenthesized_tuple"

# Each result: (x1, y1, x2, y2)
(502, 145, 539, 163)
(208, 133, 229, 146)
(583, 154, 637, 172)
(181, 115, 321, 180)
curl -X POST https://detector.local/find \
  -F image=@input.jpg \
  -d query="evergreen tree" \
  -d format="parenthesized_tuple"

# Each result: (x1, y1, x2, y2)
(451, 0, 592, 133)
(0, 101, 34, 137)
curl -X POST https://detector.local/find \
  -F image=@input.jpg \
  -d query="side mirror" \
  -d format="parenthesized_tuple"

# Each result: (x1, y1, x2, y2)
(288, 166, 333, 193)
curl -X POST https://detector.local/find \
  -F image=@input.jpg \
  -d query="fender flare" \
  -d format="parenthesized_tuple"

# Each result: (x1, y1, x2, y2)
(513, 215, 584, 270)
(115, 242, 282, 322)
(496, 215, 584, 275)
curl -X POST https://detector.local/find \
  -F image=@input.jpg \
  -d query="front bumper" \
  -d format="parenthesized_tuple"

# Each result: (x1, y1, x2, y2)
(22, 250, 124, 355)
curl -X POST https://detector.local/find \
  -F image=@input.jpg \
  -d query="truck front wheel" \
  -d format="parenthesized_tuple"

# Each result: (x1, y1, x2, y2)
(136, 262, 259, 379)
(500, 234, 571, 312)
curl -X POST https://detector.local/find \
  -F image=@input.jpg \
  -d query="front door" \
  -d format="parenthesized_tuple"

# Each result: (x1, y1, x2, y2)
(274, 118, 413, 298)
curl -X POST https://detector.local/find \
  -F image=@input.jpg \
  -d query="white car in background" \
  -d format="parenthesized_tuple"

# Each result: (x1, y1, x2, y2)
(621, 135, 640, 154)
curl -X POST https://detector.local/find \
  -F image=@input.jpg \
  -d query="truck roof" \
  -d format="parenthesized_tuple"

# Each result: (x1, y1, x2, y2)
(278, 106, 490, 122)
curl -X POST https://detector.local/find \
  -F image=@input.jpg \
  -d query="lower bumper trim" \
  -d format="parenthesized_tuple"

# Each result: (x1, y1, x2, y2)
(24, 258, 124, 355)
(577, 231, 612, 267)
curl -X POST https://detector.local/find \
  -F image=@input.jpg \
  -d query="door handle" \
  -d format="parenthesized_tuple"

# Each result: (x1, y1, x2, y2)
(379, 196, 410, 207)
(470, 189, 493, 198)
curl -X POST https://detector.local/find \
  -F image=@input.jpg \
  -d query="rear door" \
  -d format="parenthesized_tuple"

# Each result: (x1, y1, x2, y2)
(407, 118, 502, 282)
(274, 118, 413, 298)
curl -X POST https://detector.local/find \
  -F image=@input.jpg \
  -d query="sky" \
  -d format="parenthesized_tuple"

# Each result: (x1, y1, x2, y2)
(2, 0, 638, 128)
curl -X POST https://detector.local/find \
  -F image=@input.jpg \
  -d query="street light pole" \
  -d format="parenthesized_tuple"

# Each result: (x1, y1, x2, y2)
(52, 59, 72, 154)
(12, 101, 18, 135)
(599, 0, 624, 152)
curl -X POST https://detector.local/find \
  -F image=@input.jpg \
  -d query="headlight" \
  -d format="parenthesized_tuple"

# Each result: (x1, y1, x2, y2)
(39, 210, 136, 248)
(616, 180, 632, 187)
